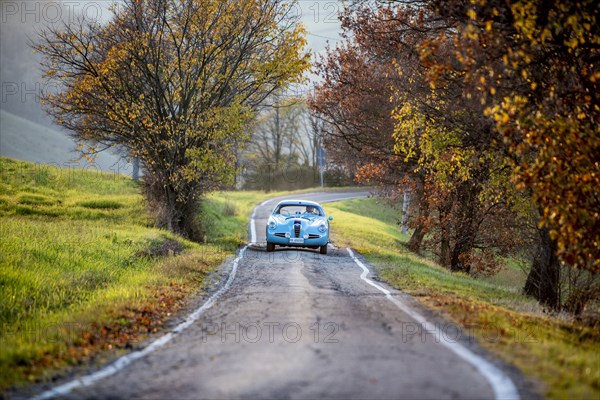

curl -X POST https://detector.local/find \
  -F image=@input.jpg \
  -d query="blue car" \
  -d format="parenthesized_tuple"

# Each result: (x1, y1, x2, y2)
(265, 200, 333, 254)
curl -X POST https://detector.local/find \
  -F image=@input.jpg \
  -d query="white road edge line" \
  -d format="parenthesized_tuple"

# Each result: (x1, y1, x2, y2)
(346, 248, 520, 400)
(250, 199, 272, 243)
(32, 246, 248, 400)
(250, 208, 258, 243)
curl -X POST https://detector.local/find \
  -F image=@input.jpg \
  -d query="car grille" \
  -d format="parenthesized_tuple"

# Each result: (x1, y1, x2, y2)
(308, 234, 320, 239)
(274, 233, 286, 238)
(294, 221, 301, 238)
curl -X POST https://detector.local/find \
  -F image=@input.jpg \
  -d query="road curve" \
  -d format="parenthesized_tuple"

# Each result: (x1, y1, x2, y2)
(31, 190, 520, 400)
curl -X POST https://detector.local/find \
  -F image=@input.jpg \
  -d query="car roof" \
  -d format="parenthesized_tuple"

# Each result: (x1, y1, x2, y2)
(274, 200, 322, 207)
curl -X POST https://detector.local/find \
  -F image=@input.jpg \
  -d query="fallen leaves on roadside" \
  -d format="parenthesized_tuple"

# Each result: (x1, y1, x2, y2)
(68, 283, 190, 360)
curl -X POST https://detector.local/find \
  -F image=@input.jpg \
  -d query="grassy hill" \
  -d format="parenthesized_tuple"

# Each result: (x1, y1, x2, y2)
(0, 110, 130, 174)
(0, 157, 234, 392)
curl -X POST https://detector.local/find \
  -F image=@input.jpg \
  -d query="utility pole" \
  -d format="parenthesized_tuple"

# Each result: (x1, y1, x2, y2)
(275, 92, 280, 166)
(317, 146, 325, 189)
(320, 157, 324, 188)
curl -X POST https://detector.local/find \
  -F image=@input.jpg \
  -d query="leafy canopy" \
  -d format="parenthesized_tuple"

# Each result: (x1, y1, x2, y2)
(34, 0, 310, 235)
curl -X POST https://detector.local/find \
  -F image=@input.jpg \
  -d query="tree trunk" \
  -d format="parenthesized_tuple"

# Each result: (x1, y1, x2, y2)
(524, 226, 561, 309)
(438, 197, 453, 268)
(408, 224, 426, 254)
(407, 182, 429, 254)
(164, 185, 182, 234)
(144, 174, 201, 241)
(440, 231, 451, 267)
(449, 182, 480, 273)
(450, 234, 475, 273)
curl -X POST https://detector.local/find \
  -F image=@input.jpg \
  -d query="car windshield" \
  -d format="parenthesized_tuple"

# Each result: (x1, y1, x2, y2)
(275, 204, 323, 217)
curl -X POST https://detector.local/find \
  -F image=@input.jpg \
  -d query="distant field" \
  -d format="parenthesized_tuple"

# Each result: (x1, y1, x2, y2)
(0, 109, 129, 173)
(327, 197, 600, 400)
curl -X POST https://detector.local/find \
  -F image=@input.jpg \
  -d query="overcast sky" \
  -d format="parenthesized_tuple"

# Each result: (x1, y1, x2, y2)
(0, 0, 343, 126)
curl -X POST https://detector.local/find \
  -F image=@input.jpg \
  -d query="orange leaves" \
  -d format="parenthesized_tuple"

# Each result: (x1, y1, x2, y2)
(436, 0, 600, 272)
(310, 4, 404, 184)
(355, 163, 388, 185)
(63, 282, 190, 368)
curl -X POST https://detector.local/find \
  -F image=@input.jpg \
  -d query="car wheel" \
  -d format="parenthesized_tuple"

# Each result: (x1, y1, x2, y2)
(319, 245, 328, 255)
(267, 242, 275, 252)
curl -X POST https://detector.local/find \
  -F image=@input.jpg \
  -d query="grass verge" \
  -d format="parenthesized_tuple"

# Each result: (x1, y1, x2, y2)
(0, 158, 236, 392)
(326, 197, 599, 400)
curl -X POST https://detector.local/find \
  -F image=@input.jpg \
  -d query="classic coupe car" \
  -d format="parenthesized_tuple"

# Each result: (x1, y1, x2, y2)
(265, 200, 333, 254)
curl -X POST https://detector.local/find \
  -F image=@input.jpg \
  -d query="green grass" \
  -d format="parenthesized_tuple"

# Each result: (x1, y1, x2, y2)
(198, 192, 260, 249)
(326, 197, 599, 400)
(0, 158, 228, 391)
(78, 199, 124, 209)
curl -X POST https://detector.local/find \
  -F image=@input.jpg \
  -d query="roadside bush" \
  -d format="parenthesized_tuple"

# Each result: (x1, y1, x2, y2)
(562, 266, 600, 317)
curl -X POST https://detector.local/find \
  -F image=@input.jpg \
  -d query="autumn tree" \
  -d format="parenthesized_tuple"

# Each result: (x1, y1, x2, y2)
(387, 6, 531, 273)
(35, 0, 309, 238)
(246, 99, 305, 169)
(465, 0, 598, 273)
(312, 2, 529, 270)
(310, 5, 432, 252)
(420, 0, 599, 306)
(242, 98, 323, 191)
(310, 14, 400, 178)
(341, 0, 598, 309)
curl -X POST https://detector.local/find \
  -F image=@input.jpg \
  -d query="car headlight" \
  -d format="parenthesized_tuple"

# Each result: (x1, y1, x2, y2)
(268, 220, 277, 230)
(318, 223, 327, 232)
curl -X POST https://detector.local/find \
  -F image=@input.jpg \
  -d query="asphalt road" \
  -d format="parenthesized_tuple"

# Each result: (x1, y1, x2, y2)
(32, 191, 522, 400)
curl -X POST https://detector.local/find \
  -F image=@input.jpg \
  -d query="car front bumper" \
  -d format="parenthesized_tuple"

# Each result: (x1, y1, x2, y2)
(266, 232, 329, 247)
